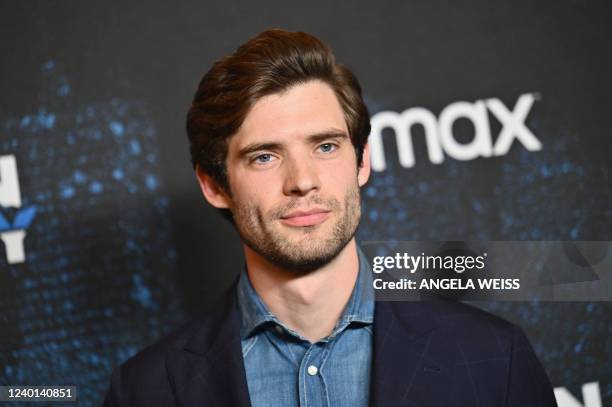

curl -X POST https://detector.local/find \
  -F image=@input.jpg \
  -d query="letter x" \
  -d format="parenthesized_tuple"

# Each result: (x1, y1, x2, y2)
(487, 93, 542, 155)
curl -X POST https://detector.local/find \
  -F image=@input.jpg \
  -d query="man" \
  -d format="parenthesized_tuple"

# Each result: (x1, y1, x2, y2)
(104, 29, 557, 406)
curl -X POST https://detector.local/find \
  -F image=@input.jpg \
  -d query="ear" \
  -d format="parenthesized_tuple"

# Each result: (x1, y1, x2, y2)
(195, 165, 231, 209)
(357, 143, 371, 187)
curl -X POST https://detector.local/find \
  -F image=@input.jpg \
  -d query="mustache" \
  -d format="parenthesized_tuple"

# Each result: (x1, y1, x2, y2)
(270, 196, 341, 219)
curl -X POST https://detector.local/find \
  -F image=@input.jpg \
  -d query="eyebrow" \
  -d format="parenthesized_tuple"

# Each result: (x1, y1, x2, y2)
(237, 129, 349, 158)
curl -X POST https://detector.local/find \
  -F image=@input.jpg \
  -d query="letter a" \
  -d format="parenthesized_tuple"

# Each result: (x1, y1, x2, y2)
(438, 100, 492, 161)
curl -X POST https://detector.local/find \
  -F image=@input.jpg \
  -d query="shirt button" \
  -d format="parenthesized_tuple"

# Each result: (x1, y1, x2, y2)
(307, 365, 318, 376)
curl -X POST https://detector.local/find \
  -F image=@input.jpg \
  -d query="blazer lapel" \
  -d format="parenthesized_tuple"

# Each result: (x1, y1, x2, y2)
(166, 289, 252, 407)
(370, 301, 452, 407)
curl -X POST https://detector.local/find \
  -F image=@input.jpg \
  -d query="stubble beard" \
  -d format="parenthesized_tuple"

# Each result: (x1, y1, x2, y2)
(231, 183, 361, 273)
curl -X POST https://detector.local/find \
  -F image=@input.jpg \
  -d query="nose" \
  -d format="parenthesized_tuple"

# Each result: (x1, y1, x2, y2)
(282, 155, 321, 197)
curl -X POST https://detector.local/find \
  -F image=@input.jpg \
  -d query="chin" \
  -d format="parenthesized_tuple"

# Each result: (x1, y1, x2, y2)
(270, 252, 340, 274)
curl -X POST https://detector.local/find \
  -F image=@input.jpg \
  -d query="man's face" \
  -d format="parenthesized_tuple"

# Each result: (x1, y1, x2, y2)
(206, 80, 370, 272)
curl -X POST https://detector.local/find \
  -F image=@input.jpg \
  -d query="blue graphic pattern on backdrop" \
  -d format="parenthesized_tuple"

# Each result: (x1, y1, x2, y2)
(0, 61, 183, 406)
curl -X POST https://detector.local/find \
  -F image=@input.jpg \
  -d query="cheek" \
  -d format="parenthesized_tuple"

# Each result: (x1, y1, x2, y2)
(230, 180, 276, 216)
(323, 161, 359, 190)
(231, 166, 281, 195)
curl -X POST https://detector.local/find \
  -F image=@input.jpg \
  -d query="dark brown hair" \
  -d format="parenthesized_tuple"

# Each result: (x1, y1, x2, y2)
(186, 28, 371, 192)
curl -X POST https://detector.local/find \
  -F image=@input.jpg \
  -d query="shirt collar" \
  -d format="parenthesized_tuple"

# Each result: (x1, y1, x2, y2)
(237, 245, 375, 340)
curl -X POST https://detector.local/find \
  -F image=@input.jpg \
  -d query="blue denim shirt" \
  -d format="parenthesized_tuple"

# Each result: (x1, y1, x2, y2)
(237, 248, 375, 407)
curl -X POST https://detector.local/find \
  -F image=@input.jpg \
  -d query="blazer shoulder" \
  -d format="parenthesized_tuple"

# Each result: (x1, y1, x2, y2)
(433, 299, 515, 328)
(425, 301, 557, 406)
(120, 317, 201, 375)
(116, 285, 238, 378)
(388, 299, 520, 353)
(103, 290, 238, 406)
(102, 318, 201, 406)
(432, 300, 518, 347)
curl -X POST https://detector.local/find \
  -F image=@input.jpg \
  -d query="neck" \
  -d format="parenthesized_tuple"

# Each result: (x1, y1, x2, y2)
(244, 239, 360, 343)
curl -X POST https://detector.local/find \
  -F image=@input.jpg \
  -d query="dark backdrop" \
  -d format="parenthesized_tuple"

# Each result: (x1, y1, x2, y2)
(1, 1, 610, 405)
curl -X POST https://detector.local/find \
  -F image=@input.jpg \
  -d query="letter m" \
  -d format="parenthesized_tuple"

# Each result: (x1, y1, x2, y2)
(369, 109, 444, 171)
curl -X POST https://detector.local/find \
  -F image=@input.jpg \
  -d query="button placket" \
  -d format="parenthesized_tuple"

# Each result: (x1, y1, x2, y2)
(299, 343, 329, 406)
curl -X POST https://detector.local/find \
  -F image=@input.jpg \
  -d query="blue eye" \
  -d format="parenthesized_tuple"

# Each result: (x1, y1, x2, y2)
(254, 153, 274, 163)
(319, 143, 336, 153)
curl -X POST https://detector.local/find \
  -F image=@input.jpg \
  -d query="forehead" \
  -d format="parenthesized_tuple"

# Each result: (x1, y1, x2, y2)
(230, 80, 348, 148)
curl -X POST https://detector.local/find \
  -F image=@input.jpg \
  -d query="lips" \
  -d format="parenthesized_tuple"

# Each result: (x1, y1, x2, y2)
(280, 208, 330, 227)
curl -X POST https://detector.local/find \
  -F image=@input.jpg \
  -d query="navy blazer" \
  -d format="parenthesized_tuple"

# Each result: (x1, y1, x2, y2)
(103, 286, 557, 406)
